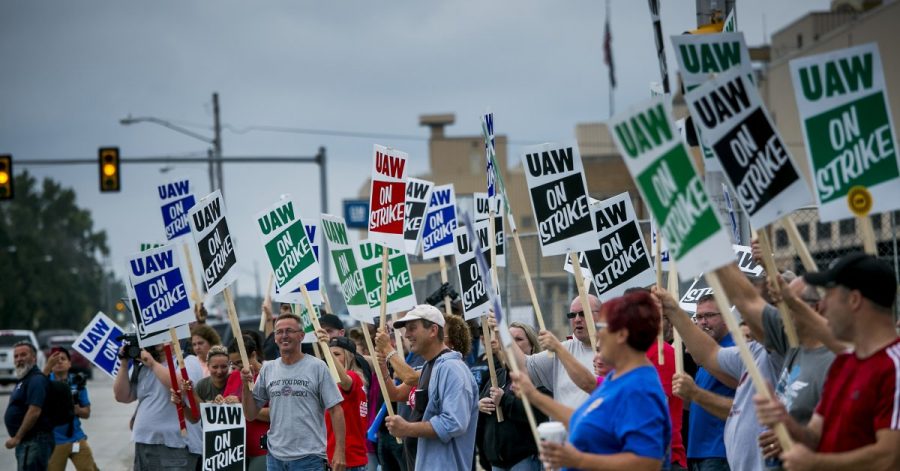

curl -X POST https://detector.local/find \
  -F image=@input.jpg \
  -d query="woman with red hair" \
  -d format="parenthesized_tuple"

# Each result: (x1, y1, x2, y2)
(512, 291, 671, 471)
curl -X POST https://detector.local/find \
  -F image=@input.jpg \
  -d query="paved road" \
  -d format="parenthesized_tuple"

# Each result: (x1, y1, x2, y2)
(1, 370, 136, 471)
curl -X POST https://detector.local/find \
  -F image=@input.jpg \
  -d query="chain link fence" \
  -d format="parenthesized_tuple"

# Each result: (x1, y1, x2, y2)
(412, 209, 900, 335)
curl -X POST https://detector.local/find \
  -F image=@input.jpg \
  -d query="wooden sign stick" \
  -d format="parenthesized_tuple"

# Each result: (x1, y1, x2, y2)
(391, 313, 405, 359)
(756, 229, 800, 348)
(667, 259, 684, 375)
(169, 329, 200, 414)
(360, 324, 402, 443)
(258, 273, 275, 331)
(706, 273, 794, 451)
(222, 287, 252, 390)
(301, 284, 341, 383)
(857, 215, 878, 255)
(181, 243, 203, 304)
(379, 244, 390, 330)
(655, 234, 664, 364)
(510, 227, 547, 332)
(483, 210, 504, 423)
(438, 255, 453, 317)
(781, 218, 818, 273)
(570, 252, 598, 351)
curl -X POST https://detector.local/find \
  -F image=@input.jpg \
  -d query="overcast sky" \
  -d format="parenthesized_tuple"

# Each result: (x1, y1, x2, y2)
(1, 0, 831, 311)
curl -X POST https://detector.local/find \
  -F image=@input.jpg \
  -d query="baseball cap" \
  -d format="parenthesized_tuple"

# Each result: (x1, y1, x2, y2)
(394, 304, 445, 328)
(319, 314, 345, 331)
(50, 346, 71, 360)
(804, 253, 896, 309)
(328, 336, 357, 355)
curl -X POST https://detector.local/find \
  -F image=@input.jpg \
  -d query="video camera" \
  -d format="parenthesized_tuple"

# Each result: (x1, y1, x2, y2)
(425, 282, 459, 308)
(116, 333, 143, 361)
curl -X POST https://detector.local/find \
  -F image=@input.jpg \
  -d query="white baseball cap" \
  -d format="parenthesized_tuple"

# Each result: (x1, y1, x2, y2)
(394, 304, 445, 328)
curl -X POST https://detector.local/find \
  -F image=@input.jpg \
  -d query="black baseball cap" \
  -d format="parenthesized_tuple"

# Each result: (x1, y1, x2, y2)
(319, 314, 344, 331)
(50, 346, 71, 360)
(804, 253, 896, 309)
(328, 336, 357, 355)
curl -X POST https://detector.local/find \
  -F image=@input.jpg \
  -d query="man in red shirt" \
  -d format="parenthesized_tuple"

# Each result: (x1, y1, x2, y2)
(755, 253, 900, 470)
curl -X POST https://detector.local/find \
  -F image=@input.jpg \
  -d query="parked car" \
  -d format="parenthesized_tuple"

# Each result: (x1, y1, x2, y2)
(0, 330, 47, 386)
(44, 335, 93, 379)
(37, 329, 77, 351)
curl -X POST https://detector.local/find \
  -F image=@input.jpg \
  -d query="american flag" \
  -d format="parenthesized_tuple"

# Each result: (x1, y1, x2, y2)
(463, 213, 512, 347)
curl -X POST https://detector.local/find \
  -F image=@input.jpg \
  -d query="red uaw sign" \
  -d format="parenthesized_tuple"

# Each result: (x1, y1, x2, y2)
(368, 144, 408, 249)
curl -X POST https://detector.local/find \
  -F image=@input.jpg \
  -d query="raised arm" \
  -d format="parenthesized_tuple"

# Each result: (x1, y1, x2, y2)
(714, 263, 769, 342)
(538, 330, 597, 394)
(673, 372, 733, 420)
(652, 286, 733, 384)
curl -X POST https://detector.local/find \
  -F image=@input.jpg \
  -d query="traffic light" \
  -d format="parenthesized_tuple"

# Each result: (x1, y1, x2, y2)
(98, 147, 120, 192)
(0, 155, 12, 200)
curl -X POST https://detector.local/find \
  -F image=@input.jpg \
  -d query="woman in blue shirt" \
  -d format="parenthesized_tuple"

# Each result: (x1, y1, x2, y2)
(513, 290, 671, 471)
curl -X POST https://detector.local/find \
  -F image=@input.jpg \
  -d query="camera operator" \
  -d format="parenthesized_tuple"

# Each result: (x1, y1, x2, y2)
(113, 335, 203, 471)
(42, 347, 98, 471)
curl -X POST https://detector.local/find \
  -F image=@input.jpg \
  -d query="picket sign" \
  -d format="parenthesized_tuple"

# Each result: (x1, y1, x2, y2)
(188, 191, 249, 389)
(522, 142, 599, 257)
(268, 223, 323, 306)
(254, 197, 319, 294)
(403, 178, 434, 255)
(126, 244, 196, 333)
(321, 215, 371, 323)
(789, 43, 900, 223)
(671, 32, 755, 173)
(368, 145, 408, 249)
(200, 404, 246, 471)
(157, 178, 197, 240)
(421, 184, 458, 260)
(684, 67, 813, 230)
(72, 312, 126, 378)
(454, 223, 494, 320)
(356, 241, 417, 325)
(705, 273, 794, 451)
(679, 245, 763, 313)
(475, 193, 506, 267)
(609, 96, 733, 279)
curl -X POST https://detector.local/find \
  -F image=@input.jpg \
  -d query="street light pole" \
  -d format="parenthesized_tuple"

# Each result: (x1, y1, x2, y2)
(317, 146, 330, 291)
(213, 92, 224, 197)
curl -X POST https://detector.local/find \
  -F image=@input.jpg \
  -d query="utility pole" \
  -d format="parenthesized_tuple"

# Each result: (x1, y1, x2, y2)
(317, 146, 330, 291)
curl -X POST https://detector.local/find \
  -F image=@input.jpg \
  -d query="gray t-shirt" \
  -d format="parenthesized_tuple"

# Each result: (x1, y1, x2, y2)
(526, 338, 594, 407)
(717, 341, 783, 471)
(194, 376, 226, 402)
(132, 355, 204, 454)
(252, 354, 343, 461)
(762, 304, 835, 425)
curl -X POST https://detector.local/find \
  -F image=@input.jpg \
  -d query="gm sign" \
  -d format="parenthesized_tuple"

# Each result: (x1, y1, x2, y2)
(343, 199, 369, 229)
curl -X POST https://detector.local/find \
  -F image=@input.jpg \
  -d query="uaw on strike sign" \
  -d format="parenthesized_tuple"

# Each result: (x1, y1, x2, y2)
(201, 404, 245, 471)
(610, 96, 732, 278)
(126, 244, 195, 332)
(789, 43, 900, 221)
(684, 67, 812, 228)
(368, 145, 408, 249)
(188, 190, 238, 297)
(254, 196, 318, 293)
(157, 178, 196, 240)
(522, 142, 598, 256)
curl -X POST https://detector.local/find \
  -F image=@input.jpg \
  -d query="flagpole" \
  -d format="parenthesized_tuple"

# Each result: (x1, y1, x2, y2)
(606, 0, 615, 118)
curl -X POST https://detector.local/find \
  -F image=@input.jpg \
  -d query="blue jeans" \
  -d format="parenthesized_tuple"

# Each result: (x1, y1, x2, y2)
(266, 454, 327, 471)
(492, 455, 542, 471)
(688, 458, 730, 471)
(15, 432, 54, 471)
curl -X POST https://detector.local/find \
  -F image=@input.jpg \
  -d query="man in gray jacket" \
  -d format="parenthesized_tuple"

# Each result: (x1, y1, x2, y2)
(385, 305, 478, 471)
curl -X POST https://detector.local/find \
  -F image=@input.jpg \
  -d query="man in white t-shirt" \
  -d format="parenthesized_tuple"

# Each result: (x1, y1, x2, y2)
(510, 295, 600, 407)
(242, 313, 347, 471)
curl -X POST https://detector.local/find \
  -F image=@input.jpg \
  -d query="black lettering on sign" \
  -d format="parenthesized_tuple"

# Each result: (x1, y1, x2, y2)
(690, 75, 752, 129)
(531, 173, 593, 246)
(712, 109, 798, 215)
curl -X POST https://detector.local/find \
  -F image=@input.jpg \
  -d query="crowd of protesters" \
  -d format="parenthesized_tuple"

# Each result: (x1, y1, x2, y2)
(6, 249, 899, 471)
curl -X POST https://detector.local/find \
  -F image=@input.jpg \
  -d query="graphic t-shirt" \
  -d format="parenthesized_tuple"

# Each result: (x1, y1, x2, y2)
(566, 365, 671, 471)
(761, 304, 835, 425)
(252, 354, 343, 461)
(816, 338, 900, 453)
(326, 370, 368, 467)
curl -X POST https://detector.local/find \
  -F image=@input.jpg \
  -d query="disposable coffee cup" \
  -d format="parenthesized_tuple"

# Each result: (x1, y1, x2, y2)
(537, 421, 567, 444)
